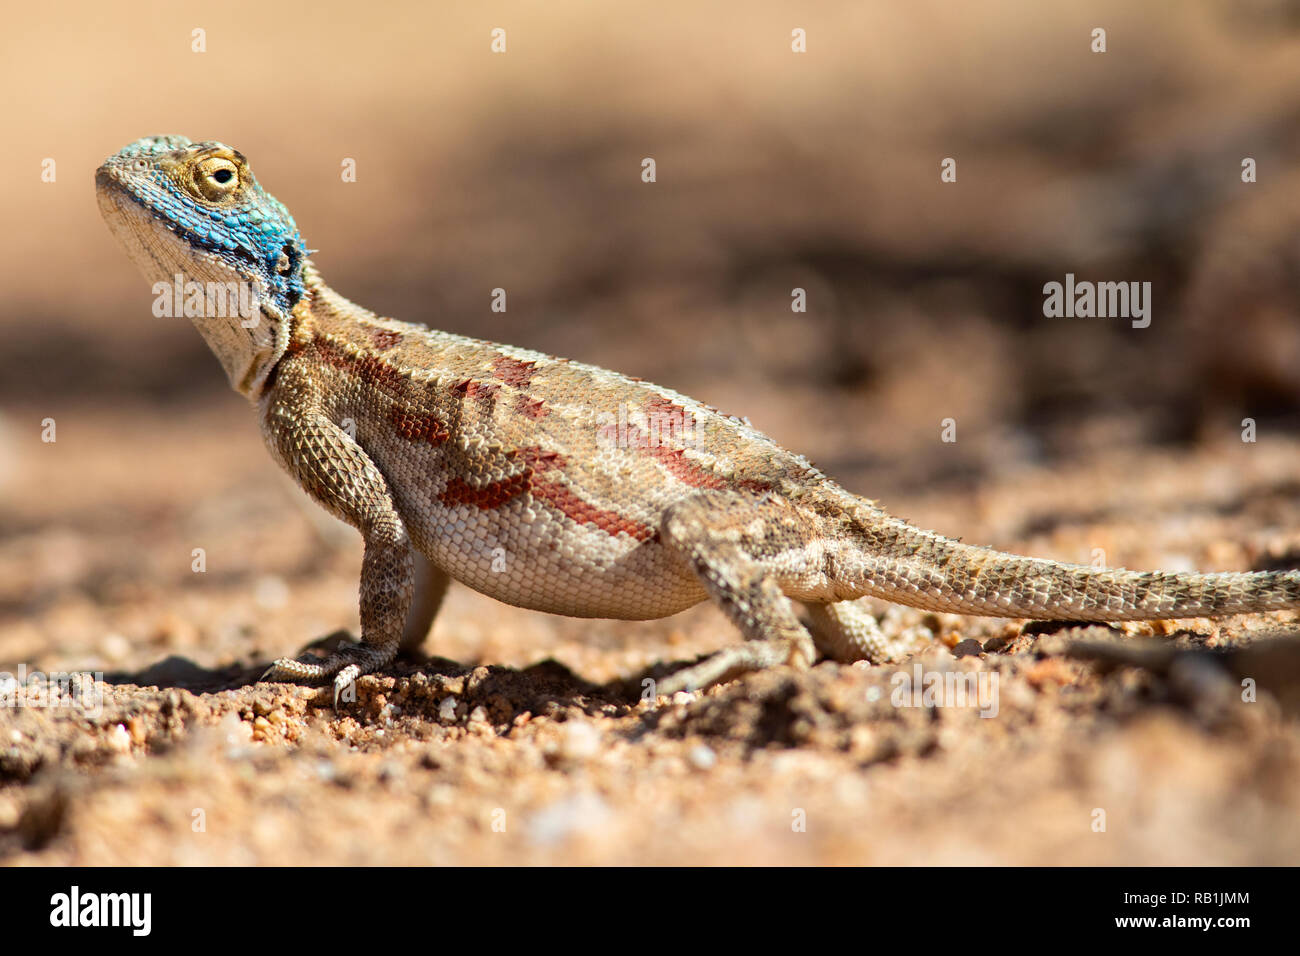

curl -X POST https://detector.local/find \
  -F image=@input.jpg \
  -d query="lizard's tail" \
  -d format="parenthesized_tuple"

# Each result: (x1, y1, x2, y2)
(847, 508, 1300, 620)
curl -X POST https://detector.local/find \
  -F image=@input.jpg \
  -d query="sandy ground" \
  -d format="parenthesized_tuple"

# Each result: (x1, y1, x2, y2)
(2, 401, 1299, 865)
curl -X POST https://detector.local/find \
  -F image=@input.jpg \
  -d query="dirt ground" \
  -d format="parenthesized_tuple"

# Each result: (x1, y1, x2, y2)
(4, 0, 1300, 866)
(2, 401, 1300, 865)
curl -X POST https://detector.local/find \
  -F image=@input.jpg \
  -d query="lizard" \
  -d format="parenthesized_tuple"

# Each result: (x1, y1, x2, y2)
(95, 135, 1300, 705)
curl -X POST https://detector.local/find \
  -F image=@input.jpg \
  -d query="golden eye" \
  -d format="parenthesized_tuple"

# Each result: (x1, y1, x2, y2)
(193, 158, 240, 200)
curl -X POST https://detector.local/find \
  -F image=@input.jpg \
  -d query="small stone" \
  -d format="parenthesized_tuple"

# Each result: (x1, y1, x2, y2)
(526, 792, 610, 846)
(687, 744, 717, 770)
(101, 633, 132, 663)
(952, 639, 984, 659)
(557, 721, 601, 761)
(107, 724, 132, 755)
(438, 697, 458, 722)
(218, 712, 253, 746)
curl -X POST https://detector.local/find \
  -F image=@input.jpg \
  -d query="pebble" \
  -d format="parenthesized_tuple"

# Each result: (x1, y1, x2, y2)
(557, 721, 601, 761)
(526, 792, 611, 845)
(218, 712, 253, 746)
(687, 744, 717, 770)
(107, 724, 132, 755)
(101, 633, 132, 662)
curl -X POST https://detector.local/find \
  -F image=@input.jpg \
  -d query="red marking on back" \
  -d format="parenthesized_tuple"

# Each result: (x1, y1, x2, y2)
(644, 395, 680, 417)
(452, 379, 500, 402)
(520, 447, 653, 539)
(492, 354, 537, 388)
(438, 471, 530, 510)
(531, 481, 656, 542)
(643, 394, 698, 445)
(516, 395, 549, 420)
(438, 445, 654, 541)
(313, 337, 405, 391)
(370, 328, 403, 350)
(519, 446, 564, 472)
(391, 408, 449, 446)
(644, 446, 730, 490)
(636, 395, 773, 494)
(640, 444, 773, 495)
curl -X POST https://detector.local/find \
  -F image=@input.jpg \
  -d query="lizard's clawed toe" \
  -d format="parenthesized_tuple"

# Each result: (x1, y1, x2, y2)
(332, 664, 363, 707)
(261, 641, 398, 707)
(261, 655, 335, 684)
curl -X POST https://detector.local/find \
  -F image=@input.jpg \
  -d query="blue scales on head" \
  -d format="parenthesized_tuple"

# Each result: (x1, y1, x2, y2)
(98, 135, 310, 317)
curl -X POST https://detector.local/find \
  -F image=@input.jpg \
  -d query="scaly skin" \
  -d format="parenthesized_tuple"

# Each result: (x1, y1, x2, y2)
(96, 136, 1300, 703)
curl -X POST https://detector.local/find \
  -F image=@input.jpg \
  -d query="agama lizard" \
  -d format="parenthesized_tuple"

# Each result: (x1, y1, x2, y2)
(95, 136, 1300, 703)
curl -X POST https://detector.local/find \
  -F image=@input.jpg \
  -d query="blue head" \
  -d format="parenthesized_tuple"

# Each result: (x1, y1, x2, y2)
(96, 136, 311, 396)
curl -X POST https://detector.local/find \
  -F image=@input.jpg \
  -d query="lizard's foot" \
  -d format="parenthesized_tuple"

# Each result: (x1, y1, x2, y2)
(655, 636, 815, 696)
(262, 640, 398, 707)
(803, 600, 922, 664)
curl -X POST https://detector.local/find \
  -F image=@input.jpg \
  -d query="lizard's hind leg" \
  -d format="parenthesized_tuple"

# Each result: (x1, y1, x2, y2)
(802, 599, 918, 664)
(657, 491, 819, 694)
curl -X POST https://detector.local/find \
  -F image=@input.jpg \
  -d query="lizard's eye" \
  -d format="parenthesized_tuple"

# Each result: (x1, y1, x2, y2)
(193, 157, 240, 201)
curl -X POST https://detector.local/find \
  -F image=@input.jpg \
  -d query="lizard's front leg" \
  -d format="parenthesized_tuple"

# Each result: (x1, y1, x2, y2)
(259, 389, 415, 705)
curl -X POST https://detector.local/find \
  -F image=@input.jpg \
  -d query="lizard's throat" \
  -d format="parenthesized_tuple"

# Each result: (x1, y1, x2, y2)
(96, 183, 292, 398)
(190, 308, 289, 398)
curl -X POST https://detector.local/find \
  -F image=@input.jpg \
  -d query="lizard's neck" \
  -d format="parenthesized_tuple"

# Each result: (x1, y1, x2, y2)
(287, 262, 421, 351)
(285, 262, 328, 343)
(290, 263, 380, 341)
(272, 262, 412, 391)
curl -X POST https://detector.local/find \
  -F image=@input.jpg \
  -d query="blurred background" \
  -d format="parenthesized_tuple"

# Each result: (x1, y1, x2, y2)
(6, 0, 1300, 484)
(4, 0, 1300, 866)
